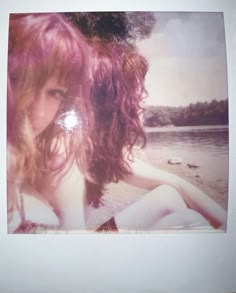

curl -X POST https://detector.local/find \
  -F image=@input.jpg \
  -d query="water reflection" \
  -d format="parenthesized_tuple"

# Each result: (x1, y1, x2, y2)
(145, 126, 229, 180)
(146, 126, 229, 155)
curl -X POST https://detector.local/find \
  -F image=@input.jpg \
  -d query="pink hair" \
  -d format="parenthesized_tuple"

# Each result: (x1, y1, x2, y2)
(8, 13, 94, 185)
(8, 13, 149, 210)
(85, 41, 148, 206)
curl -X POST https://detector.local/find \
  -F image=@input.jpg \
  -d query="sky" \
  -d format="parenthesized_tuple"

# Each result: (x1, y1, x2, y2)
(137, 12, 228, 107)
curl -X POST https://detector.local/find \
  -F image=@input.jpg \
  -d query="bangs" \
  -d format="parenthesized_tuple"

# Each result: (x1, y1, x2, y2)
(34, 30, 86, 93)
(8, 13, 88, 95)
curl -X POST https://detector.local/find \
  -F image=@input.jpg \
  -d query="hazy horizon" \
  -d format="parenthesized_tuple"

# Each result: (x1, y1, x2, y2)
(137, 12, 228, 107)
(143, 97, 228, 109)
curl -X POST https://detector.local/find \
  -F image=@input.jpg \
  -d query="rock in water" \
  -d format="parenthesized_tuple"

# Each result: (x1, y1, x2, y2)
(168, 157, 183, 165)
(187, 163, 199, 168)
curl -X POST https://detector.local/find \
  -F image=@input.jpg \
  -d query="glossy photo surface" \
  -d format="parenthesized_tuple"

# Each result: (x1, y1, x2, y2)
(7, 12, 228, 233)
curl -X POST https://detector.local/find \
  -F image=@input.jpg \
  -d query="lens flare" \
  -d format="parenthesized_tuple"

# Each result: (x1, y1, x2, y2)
(56, 110, 82, 131)
(64, 111, 78, 130)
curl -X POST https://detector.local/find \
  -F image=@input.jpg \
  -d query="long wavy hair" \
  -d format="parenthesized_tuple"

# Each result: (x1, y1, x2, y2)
(8, 13, 148, 211)
(7, 13, 94, 193)
(85, 41, 148, 206)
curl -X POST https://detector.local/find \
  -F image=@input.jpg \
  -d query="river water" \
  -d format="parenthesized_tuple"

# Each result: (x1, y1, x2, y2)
(145, 125, 229, 182)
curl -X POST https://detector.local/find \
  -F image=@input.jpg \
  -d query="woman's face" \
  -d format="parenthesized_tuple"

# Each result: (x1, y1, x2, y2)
(29, 76, 67, 136)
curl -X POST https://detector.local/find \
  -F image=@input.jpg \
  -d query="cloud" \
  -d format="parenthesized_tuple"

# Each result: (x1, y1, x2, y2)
(139, 12, 226, 59)
(137, 12, 228, 106)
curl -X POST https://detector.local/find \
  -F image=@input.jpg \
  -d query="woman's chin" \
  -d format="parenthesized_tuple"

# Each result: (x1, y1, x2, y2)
(33, 128, 43, 137)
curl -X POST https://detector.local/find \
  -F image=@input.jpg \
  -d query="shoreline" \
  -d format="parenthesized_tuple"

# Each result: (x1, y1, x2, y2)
(86, 150, 228, 228)
(143, 150, 228, 210)
(144, 124, 229, 133)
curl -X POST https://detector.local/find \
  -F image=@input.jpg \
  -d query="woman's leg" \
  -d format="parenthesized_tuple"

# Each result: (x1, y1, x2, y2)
(151, 209, 210, 230)
(114, 184, 188, 231)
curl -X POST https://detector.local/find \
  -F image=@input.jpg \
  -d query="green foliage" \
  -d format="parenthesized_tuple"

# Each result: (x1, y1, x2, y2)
(143, 99, 228, 127)
(64, 12, 156, 43)
(126, 12, 156, 41)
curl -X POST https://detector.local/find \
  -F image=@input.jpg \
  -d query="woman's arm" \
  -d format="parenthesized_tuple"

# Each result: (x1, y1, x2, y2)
(125, 159, 227, 228)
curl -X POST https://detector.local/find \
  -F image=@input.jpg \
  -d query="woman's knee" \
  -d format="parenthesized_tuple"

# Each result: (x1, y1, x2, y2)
(146, 184, 187, 211)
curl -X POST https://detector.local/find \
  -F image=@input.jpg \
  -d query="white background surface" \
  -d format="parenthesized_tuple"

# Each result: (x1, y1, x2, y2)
(0, 1, 235, 292)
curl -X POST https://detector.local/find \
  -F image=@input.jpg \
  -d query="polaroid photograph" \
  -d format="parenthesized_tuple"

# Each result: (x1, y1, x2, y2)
(7, 11, 228, 233)
(1, 1, 236, 293)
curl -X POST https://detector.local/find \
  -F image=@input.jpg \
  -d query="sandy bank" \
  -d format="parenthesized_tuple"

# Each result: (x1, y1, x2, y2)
(86, 150, 228, 229)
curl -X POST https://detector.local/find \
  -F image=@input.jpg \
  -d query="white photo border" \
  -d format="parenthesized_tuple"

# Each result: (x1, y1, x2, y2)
(0, 1, 235, 293)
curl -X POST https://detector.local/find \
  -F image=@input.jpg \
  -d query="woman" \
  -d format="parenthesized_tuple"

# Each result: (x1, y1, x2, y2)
(75, 40, 226, 231)
(7, 13, 226, 233)
(7, 13, 94, 232)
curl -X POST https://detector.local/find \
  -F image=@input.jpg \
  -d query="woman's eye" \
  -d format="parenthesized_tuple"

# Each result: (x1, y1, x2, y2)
(47, 89, 66, 101)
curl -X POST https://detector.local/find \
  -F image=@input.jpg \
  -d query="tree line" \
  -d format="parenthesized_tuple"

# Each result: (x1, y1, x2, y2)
(143, 99, 228, 127)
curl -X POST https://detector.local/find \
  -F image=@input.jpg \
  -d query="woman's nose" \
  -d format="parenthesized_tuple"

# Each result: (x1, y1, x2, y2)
(34, 95, 46, 118)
